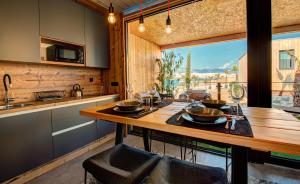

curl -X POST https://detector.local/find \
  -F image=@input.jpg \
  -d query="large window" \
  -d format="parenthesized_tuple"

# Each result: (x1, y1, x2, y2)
(279, 50, 295, 70)
(166, 39, 247, 105)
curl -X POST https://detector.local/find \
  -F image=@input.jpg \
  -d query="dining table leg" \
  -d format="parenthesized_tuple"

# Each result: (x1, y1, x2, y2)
(142, 128, 150, 151)
(115, 123, 124, 145)
(231, 145, 248, 184)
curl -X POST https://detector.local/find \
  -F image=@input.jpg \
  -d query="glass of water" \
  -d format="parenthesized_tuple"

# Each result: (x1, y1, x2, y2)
(230, 83, 245, 120)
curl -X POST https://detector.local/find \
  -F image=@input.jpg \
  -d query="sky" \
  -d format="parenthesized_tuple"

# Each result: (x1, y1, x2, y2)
(168, 32, 300, 71)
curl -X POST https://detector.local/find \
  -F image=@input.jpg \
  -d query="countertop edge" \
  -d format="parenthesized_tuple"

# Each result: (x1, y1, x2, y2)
(0, 94, 120, 118)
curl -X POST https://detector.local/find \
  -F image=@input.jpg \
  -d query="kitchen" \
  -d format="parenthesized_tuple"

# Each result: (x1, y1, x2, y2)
(1, 0, 300, 184)
(0, 0, 120, 183)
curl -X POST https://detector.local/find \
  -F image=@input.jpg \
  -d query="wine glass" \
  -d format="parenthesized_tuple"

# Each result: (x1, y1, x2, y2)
(148, 85, 156, 109)
(230, 83, 245, 120)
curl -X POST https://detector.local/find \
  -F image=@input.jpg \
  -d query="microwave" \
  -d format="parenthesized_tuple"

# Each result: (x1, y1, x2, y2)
(46, 45, 84, 64)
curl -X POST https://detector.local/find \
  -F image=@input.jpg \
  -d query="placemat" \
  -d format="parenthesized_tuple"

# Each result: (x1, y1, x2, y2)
(166, 106, 253, 137)
(96, 101, 172, 119)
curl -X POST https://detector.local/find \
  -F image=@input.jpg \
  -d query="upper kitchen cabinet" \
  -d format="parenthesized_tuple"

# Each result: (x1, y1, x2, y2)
(39, 0, 85, 45)
(85, 8, 109, 68)
(0, 0, 40, 63)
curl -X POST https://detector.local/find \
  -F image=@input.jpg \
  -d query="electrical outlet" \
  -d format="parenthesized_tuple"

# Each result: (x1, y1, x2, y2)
(111, 82, 119, 86)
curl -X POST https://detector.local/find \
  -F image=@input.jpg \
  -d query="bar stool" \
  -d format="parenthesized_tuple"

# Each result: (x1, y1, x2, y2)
(144, 156, 228, 184)
(82, 144, 160, 184)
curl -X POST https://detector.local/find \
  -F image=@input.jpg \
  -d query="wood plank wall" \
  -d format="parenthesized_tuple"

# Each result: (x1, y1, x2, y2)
(0, 61, 102, 103)
(103, 13, 126, 100)
(127, 32, 161, 95)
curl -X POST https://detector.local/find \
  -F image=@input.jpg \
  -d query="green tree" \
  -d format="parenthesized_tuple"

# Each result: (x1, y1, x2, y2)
(231, 65, 239, 81)
(224, 69, 230, 88)
(214, 73, 221, 82)
(207, 76, 214, 89)
(155, 51, 183, 94)
(185, 52, 191, 91)
(191, 75, 200, 88)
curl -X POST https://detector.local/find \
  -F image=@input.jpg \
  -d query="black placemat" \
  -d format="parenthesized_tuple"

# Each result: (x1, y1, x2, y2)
(96, 101, 173, 119)
(166, 106, 253, 137)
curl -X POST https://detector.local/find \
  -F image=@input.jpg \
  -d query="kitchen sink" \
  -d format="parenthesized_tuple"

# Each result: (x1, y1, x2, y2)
(0, 103, 33, 110)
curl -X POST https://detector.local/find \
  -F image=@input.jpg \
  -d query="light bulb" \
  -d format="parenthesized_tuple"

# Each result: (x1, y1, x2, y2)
(108, 3, 116, 24)
(138, 15, 145, 32)
(166, 15, 172, 34)
(108, 13, 116, 24)
(138, 23, 145, 32)
(166, 25, 172, 34)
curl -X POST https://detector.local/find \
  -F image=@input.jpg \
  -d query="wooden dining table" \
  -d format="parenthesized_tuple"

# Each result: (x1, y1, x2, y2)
(80, 101, 300, 184)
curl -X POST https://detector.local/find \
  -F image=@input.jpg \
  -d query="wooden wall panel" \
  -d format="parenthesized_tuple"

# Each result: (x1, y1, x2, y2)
(0, 61, 102, 103)
(127, 32, 161, 95)
(103, 13, 126, 100)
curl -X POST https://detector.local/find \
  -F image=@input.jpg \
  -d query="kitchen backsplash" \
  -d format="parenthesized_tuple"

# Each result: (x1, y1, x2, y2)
(0, 61, 103, 103)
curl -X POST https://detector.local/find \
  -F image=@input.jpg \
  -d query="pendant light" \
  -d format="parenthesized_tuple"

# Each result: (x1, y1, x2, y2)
(138, 0, 145, 32)
(165, 0, 172, 34)
(108, 1, 116, 24)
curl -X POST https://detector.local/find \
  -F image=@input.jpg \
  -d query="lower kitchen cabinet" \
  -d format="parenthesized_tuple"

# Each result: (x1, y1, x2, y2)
(0, 110, 53, 182)
(0, 97, 118, 182)
(97, 120, 116, 138)
(96, 100, 117, 138)
(51, 102, 98, 158)
(52, 102, 96, 132)
(53, 120, 97, 158)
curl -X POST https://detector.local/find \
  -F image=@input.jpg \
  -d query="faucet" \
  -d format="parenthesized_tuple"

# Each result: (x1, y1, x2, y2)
(3, 74, 14, 106)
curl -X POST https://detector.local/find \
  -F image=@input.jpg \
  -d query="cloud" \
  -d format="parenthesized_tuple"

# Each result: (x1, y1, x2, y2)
(218, 60, 235, 69)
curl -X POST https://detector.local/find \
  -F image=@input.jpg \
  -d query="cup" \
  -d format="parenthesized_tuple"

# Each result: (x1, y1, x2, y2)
(143, 96, 151, 107)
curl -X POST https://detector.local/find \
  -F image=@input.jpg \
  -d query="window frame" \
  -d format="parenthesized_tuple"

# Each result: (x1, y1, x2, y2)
(279, 49, 295, 70)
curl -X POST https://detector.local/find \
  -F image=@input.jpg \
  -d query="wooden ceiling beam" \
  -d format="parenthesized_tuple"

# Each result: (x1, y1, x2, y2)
(73, 0, 108, 15)
(273, 24, 300, 35)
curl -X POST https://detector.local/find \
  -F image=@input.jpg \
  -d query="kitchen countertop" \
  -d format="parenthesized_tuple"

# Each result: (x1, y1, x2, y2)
(0, 94, 120, 118)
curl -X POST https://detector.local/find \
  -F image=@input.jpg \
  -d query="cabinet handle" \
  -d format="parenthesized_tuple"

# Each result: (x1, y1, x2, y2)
(52, 120, 95, 136)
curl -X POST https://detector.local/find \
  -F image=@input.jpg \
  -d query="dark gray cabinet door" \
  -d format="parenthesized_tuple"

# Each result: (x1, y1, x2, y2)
(97, 120, 116, 138)
(53, 121, 97, 158)
(39, 0, 85, 44)
(0, 111, 53, 182)
(52, 102, 96, 132)
(51, 102, 97, 158)
(0, 0, 39, 63)
(85, 8, 109, 68)
(95, 99, 117, 138)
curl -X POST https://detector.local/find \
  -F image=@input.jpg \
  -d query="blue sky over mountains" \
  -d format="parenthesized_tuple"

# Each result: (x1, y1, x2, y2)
(169, 32, 300, 73)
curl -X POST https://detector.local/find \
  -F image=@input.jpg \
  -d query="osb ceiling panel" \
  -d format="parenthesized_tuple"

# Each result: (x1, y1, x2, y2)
(272, 0, 300, 27)
(128, 0, 300, 46)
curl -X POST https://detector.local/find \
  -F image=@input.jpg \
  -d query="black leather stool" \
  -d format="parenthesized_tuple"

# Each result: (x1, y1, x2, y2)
(144, 156, 228, 184)
(82, 144, 160, 184)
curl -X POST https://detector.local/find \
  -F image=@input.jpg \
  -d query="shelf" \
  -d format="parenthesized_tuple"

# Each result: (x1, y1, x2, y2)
(41, 60, 85, 67)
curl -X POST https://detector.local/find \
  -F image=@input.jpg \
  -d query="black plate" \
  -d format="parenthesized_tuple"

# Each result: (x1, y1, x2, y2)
(181, 113, 227, 125)
(113, 106, 144, 113)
